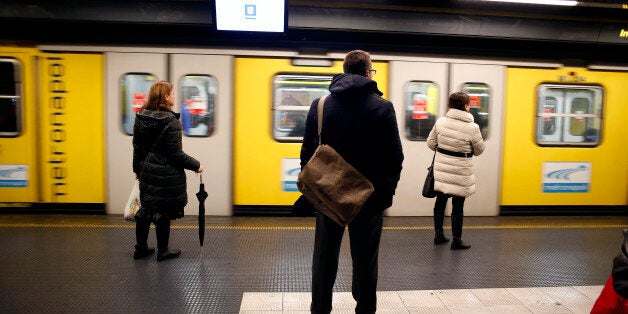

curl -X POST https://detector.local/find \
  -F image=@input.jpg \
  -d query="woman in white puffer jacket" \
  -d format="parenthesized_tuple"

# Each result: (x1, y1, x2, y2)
(426, 92, 485, 250)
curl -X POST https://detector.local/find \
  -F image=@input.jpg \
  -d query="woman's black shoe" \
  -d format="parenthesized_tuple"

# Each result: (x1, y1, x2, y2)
(133, 245, 155, 259)
(450, 238, 471, 250)
(434, 234, 450, 245)
(157, 249, 181, 261)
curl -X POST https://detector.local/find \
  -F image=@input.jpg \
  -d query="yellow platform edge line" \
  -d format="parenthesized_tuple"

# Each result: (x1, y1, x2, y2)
(0, 224, 626, 230)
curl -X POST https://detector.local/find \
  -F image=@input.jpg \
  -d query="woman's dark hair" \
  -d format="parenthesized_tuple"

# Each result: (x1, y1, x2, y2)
(142, 80, 173, 111)
(343, 50, 372, 76)
(448, 92, 469, 111)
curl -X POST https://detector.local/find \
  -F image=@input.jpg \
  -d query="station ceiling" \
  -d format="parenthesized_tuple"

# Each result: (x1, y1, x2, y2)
(0, 1, 626, 64)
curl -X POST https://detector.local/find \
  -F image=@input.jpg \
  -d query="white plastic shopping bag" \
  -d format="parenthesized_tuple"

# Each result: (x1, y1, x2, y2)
(124, 180, 141, 221)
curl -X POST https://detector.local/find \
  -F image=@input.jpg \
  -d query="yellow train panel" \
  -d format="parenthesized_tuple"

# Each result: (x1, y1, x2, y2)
(233, 57, 389, 206)
(38, 53, 105, 203)
(502, 67, 628, 206)
(0, 47, 39, 202)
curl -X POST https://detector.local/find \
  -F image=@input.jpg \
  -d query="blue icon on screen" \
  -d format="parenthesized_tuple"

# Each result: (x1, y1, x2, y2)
(245, 4, 256, 20)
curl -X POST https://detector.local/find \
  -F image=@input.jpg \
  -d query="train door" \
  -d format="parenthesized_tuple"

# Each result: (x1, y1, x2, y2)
(170, 54, 233, 216)
(0, 49, 37, 203)
(388, 61, 448, 215)
(449, 63, 505, 216)
(106, 52, 233, 216)
(232, 57, 343, 213)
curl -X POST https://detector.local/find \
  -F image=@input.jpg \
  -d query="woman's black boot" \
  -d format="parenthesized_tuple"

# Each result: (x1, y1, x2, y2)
(155, 216, 181, 261)
(433, 196, 449, 245)
(157, 248, 181, 261)
(134, 244, 155, 259)
(451, 237, 471, 250)
(434, 231, 450, 245)
(134, 219, 154, 259)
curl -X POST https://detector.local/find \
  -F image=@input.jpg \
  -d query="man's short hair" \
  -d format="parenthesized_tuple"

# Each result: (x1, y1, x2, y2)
(343, 50, 372, 76)
(448, 92, 470, 111)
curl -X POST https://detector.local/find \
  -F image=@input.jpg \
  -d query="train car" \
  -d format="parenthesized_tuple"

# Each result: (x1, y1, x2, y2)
(0, 44, 626, 216)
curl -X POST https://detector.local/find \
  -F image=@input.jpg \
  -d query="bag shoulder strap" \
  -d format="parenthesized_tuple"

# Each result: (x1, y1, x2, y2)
(148, 124, 170, 156)
(316, 95, 327, 145)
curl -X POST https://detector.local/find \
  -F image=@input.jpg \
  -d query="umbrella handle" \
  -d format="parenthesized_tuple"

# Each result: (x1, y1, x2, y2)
(200, 173, 203, 184)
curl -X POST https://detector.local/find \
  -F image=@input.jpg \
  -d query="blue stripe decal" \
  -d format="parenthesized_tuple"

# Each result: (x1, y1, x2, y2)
(543, 183, 589, 193)
(0, 180, 28, 187)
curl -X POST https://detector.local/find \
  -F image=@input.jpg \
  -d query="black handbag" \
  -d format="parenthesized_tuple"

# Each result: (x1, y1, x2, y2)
(422, 148, 437, 198)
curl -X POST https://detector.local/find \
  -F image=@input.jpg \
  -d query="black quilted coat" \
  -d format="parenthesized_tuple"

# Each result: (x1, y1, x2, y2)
(132, 109, 200, 219)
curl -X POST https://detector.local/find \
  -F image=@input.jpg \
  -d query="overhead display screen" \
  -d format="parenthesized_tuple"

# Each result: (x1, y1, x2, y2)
(214, 0, 287, 33)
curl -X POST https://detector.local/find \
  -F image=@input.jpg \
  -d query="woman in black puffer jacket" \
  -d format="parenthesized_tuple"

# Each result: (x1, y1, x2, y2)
(132, 80, 203, 262)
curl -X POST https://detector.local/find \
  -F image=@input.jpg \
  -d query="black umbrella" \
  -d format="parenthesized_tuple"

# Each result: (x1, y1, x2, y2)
(196, 174, 208, 246)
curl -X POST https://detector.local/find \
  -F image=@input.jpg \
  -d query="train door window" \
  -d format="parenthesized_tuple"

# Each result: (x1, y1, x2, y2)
(462, 83, 490, 140)
(0, 59, 21, 137)
(178, 75, 217, 137)
(404, 81, 438, 141)
(121, 73, 157, 135)
(536, 84, 603, 146)
(541, 97, 558, 138)
(272, 74, 333, 142)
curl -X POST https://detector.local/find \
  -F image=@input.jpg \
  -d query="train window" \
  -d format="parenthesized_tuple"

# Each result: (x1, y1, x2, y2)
(272, 74, 333, 142)
(462, 83, 490, 140)
(536, 84, 603, 146)
(178, 75, 217, 137)
(542, 97, 558, 136)
(404, 81, 438, 141)
(120, 73, 157, 135)
(0, 59, 21, 137)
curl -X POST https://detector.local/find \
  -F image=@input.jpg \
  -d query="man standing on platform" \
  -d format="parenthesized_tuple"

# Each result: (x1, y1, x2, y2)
(300, 50, 404, 313)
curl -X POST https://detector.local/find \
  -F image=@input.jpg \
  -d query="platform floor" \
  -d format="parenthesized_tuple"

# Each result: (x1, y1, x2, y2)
(0, 214, 626, 313)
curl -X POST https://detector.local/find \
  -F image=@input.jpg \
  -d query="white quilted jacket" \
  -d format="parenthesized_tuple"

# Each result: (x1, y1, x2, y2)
(426, 109, 486, 197)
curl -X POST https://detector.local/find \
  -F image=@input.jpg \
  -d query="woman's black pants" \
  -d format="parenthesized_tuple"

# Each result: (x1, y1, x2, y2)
(433, 192, 466, 238)
(135, 216, 171, 250)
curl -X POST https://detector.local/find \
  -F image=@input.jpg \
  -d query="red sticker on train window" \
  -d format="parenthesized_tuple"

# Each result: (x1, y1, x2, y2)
(132, 93, 147, 112)
(469, 96, 480, 108)
(543, 108, 553, 121)
(412, 99, 428, 120)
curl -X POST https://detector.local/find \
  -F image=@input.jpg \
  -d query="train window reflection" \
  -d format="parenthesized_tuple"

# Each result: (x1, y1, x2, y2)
(404, 81, 438, 141)
(536, 85, 603, 146)
(121, 73, 157, 135)
(0, 59, 21, 137)
(178, 75, 217, 137)
(272, 74, 333, 142)
(462, 83, 490, 140)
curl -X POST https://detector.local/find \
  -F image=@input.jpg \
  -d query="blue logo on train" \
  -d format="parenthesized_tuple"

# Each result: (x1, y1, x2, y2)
(545, 165, 588, 180)
(0, 165, 28, 187)
(543, 163, 590, 193)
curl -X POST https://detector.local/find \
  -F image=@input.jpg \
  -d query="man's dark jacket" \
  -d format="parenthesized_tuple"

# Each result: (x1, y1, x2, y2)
(300, 73, 404, 212)
(133, 109, 200, 218)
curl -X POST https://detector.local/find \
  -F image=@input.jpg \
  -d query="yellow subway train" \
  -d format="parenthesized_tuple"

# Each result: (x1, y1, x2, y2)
(0, 45, 626, 216)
